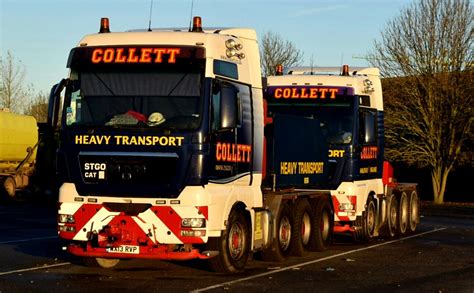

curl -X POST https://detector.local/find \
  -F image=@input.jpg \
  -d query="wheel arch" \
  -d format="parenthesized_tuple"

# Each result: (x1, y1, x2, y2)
(231, 201, 252, 227)
(228, 201, 253, 245)
(367, 190, 377, 202)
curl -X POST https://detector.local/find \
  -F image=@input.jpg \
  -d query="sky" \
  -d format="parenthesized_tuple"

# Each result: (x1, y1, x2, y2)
(1, 0, 412, 95)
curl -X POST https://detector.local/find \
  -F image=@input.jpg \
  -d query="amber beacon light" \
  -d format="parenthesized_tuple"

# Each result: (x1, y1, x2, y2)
(99, 17, 110, 33)
(192, 16, 203, 32)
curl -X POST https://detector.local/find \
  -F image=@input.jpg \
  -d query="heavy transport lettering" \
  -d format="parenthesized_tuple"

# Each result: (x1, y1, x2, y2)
(329, 149, 345, 158)
(74, 135, 184, 146)
(298, 162, 324, 174)
(280, 161, 324, 175)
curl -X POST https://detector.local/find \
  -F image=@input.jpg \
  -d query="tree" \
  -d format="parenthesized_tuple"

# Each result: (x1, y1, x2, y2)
(370, 0, 473, 204)
(0, 51, 31, 113)
(27, 92, 49, 123)
(260, 31, 303, 76)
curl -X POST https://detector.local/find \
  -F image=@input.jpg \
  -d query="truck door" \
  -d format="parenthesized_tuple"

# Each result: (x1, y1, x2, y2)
(210, 79, 253, 183)
(357, 108, 380, 179)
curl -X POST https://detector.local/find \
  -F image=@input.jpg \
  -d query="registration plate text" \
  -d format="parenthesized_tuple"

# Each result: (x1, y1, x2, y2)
(106, 245, 139, 254)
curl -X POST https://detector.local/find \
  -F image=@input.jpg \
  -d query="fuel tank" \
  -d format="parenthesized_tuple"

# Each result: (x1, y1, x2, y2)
(0, 111, 38, 171)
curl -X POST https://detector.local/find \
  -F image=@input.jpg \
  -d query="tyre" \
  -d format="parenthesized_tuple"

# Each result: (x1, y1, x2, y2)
(2, 176, 16, 198)
(385, 194, 398, 238)
(408, 190, 419, 233)
(207, 209, 250, 273)
(397, 192, 409, 235)
(290, 199, 312, 256)
(82, 257, 120, 268)
(308, 198, 333, 251)
(355, 196, 377, 242)
(261, 203, 293, 261)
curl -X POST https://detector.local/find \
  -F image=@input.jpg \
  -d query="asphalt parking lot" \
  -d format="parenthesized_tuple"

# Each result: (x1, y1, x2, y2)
(0, 200, 473, 292)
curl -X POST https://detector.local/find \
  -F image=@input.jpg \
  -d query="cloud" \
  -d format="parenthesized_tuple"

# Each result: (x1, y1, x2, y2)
(289, 4, 347, 17)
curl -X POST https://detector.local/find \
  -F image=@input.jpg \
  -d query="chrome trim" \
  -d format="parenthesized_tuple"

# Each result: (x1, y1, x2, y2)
(209, 172, 251, 184)
(79, 151, 178, 158)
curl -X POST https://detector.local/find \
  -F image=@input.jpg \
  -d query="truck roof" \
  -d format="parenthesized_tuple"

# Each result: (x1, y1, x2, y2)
(76, 28, 257, 47)
(285, 66, 380, 77)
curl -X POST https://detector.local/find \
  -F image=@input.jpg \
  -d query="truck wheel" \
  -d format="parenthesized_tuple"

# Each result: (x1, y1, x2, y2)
(365, 196, 377, 239)
(2, 176, 16, 198)
(356, 196, 377, 242)
(82, 257, 120, 268)
(207, 209, 250, 273)
(408, 190, 419, 233)
(290, 199, 312, 256)
(308, 198, 333, 251)
(261, 203, 293, 261)
(397, 192, 409, 235)
(385, 194, 398, 238)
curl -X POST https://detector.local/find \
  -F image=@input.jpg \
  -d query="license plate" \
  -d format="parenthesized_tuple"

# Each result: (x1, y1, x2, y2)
(106, 245, 139, 254)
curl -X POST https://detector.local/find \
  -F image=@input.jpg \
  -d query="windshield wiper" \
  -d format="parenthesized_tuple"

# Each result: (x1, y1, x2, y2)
(93, 72, 116, 96)
(166, 72, 189, 96)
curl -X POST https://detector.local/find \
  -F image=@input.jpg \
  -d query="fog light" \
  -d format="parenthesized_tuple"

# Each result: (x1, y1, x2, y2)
(58, 214, 75, 223)
(58, 225, 76, 232)
(182, 218, 205, 228)
(181, 230, 206, 237)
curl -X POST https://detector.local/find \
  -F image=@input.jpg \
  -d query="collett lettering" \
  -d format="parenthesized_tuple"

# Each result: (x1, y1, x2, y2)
(273, 87, 339, 99)
(91, 47, 181, 64)
(216, 143, 252, 163)
(360, 146, 378, 160)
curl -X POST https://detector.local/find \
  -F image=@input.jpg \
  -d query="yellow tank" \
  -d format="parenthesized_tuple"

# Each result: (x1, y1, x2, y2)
(0, 111, 38, 172)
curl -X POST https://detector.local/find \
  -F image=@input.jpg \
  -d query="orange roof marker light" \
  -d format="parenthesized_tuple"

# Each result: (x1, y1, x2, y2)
(276, 64, 284, 76)
(342, 64, 349, 76)
(99, 17, 110, 33)
(191, 16, 203, 33)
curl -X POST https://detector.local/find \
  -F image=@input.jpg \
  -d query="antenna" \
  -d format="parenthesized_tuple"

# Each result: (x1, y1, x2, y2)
(340, 53, 344, 74)
(147, 0, 154, 32)
(188, 0, 194, 31)
(310, 54, 315, 75)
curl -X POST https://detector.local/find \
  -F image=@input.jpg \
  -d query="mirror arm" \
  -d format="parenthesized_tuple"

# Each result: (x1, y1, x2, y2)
(48, 78, 69, 128)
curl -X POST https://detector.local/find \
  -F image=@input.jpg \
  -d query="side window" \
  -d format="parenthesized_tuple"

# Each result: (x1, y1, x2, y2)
(67, 87, 82, 125)
(359, 110, 376, 144)
(211, 86, 221, 131)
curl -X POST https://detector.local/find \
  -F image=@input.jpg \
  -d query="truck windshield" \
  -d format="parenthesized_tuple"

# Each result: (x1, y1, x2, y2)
(268, 97, 355, 145)
(64, 67, 203, 130)
(316, 103, 354, 144)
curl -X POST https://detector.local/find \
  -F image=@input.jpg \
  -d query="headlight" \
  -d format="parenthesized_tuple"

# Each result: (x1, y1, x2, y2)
(58, 214, 75, 223)
(226, 48, 237, 58)
(363, 79, 375, 93)
(339, 203, 355, 212)
(181, 218, 205, 228)
(225, 39, 236, 49)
